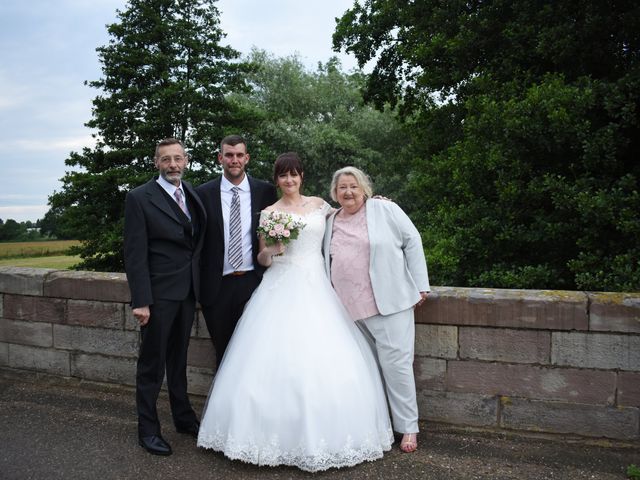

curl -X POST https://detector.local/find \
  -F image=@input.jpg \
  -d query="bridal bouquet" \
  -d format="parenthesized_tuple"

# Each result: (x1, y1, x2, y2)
(257, 211, 306, 246)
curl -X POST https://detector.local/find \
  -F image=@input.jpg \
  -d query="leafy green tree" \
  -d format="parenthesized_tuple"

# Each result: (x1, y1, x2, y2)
(48, 0, 250, 271)
(0, 219, 26, 242)
(39, 207, 75, 240)
(0, 219, 43, 242)
(230, 50, 408, 203)
(334, 1, 640, 291)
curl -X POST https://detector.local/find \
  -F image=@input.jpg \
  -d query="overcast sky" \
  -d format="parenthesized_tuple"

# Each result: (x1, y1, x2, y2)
(1, 0, 361, 222)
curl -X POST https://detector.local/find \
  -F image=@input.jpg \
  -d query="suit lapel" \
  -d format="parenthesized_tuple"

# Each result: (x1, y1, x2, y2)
(183, 180, 206, 247)
(248, 176, 261, 237)
(183, 180, 205, 221)
(146, 179, 182, 225)
(211, 178, 224, 237)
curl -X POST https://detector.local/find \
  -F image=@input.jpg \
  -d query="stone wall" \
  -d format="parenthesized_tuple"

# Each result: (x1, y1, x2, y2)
(1, 267, 638, 440)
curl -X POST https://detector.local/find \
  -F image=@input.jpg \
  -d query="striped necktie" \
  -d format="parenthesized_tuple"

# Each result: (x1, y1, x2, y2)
(174, 187, 190, 220)
(228, 186, 243, 269)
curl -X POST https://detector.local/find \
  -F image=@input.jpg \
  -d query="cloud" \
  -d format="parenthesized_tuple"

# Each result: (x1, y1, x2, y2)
(0, 70, 31, 110)
(0, 205, 49, 223)
(216, 0, 359, 70)
(0, 193, 49, 202)
(8, 135, 97, 153)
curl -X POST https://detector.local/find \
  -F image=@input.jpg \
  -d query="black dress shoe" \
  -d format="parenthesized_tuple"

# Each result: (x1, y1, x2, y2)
(138, 435, 172, 456)
(176, 421, 200, 438)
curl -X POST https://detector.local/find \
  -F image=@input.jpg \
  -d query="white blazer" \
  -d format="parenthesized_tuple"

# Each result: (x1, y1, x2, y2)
(323, 198, 430, 316)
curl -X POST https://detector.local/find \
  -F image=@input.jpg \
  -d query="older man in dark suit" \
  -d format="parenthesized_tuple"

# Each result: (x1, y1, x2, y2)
(124, 137, 206, 456)
(196, 135, 277, 366)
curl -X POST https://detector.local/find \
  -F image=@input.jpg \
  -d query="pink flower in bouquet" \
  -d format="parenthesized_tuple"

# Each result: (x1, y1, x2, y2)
(257, 210, 306, 246)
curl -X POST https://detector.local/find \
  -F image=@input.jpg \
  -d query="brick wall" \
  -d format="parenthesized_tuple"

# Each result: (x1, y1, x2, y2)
(1, 267, 638, 440)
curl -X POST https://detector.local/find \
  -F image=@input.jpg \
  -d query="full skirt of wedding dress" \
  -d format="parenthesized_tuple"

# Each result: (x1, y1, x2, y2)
(197, 242, 393, 472)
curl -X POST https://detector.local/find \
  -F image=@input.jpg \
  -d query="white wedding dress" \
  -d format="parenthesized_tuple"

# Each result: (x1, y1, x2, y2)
(197, 203, 393, 472)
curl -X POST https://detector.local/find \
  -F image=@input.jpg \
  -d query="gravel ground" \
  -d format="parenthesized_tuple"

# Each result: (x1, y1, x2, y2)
(0, 367, 638, 480)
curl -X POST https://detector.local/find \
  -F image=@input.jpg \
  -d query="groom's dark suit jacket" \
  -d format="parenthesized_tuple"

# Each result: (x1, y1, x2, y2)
(124, 177, 206, 308)
(196, 175, 277, 306)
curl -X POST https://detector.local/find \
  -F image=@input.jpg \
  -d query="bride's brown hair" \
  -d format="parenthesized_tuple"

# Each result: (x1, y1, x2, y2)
(273, 152, 304, 186)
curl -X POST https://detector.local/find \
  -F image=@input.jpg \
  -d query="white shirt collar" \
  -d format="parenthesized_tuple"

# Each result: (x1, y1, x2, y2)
(221, 174, 249, 193)
(156, 175, 183, 196)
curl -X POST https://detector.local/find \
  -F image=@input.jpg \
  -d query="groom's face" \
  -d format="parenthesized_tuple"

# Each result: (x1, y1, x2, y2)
(219, 143, 250, 185)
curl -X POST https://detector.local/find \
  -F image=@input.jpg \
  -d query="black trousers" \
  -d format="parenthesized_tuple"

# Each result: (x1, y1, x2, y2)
(136, 294, 198, 436)
(202, 271, 260, 366)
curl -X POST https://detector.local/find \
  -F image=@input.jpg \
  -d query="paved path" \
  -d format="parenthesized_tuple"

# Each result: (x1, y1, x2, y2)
(0, 368, 637, 479)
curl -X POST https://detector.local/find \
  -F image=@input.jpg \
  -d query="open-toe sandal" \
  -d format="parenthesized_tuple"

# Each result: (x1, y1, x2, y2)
(400, 433, 418, 453)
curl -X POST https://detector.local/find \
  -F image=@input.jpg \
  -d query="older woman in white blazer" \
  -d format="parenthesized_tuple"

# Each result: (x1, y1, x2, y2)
(323, 166, 430, 453)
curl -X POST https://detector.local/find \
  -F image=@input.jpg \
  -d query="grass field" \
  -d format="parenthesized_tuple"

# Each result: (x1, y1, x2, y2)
(0, 240, 81, 269)
(0, 255, 80, 269)
(0, 240, 80, 259)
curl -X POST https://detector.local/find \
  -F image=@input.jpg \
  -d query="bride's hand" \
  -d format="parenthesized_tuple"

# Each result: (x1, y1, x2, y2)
(258, 241, 285, 267)
(268, 241, 285, 256)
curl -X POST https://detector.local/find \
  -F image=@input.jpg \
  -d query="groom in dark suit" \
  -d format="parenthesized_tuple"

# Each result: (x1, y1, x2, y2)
(197, 135, 277, 366)
(124, 138, 206, 456)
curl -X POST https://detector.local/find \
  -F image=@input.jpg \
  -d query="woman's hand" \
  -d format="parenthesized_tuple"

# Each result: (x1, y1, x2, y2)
(415, 291, 428, 308)
(257, 241, 285, 267)
(372, 194, 392, 202)
(266, 242, 285, 256)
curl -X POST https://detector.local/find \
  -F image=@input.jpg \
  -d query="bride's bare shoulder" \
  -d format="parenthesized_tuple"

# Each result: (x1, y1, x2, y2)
(306, 196, 325, 208)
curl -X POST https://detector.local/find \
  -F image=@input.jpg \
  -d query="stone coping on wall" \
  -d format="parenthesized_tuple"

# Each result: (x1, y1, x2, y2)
(2, 267, 639, 332)
(0, 267, 131, 302)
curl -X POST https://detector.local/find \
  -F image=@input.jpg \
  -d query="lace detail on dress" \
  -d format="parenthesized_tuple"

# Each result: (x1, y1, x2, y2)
(198, 427, 393, 473)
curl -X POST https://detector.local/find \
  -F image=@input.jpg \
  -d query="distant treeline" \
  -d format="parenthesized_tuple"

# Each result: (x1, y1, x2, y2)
(0, 218, 47, 242)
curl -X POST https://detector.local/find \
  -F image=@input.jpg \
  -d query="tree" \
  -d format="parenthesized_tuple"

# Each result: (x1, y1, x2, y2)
(334, 0, 640, 291)
(39, 208, 74, 240)
(229, 50, 409, 203)
(0, 219, 26, 241)
(48, 0, 250, 271)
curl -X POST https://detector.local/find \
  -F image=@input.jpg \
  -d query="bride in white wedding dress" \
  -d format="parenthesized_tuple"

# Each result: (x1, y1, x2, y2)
(197, 153, 393, 472)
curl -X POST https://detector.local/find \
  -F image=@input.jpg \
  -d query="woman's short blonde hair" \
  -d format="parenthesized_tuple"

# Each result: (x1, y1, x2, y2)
(330, 166, 373, 202)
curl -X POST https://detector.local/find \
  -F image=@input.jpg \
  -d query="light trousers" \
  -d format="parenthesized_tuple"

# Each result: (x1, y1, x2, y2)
(357, 308, 419, 434)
